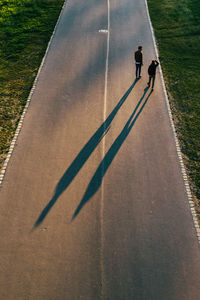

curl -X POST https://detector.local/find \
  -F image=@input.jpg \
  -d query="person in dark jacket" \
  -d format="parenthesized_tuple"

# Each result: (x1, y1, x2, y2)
(134, 46, 143, 78)
(147, 60, 159, 90)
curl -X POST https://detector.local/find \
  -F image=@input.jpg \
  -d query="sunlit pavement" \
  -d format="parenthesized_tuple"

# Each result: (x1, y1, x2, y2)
(0, 0, 200, 299)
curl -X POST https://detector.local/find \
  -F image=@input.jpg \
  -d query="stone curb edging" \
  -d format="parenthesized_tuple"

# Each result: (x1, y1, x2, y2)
(144, 0, 200, 244)
(0, 0, 68, 187)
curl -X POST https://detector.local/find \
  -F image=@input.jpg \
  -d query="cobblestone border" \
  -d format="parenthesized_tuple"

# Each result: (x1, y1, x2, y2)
(0, 1, 67, 187)
(144, 0, 200, 244)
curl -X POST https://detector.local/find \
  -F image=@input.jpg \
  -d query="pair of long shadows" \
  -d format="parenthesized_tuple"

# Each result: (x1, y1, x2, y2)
(33, 80, 152, 229)
(72, 87, 152, 219)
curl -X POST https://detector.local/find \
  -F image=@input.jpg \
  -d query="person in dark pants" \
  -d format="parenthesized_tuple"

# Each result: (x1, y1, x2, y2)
(147, 60, 159, 90)
(134, 46, 143, 79)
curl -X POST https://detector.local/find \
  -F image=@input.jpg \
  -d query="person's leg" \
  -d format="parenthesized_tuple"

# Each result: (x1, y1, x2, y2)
(138, 63, 142, 77)
(148, 75, 152, 86)
(135, 63, 138, 78)
(152, 75, 155, 89)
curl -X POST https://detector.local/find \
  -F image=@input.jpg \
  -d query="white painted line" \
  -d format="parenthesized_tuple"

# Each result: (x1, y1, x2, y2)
(144, 0, 200, 244)
(99, 29, 109, 33)
(0, 0, 68, 187)
(101, 0, 110, 297)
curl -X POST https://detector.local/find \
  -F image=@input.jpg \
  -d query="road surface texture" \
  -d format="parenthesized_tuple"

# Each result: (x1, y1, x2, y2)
(0, 0, 200, 299)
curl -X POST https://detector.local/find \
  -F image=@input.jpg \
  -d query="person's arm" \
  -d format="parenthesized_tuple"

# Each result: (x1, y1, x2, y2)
(155, 60, 159, 66)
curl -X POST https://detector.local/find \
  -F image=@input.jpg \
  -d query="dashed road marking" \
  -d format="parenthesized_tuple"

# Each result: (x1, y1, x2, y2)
(99, 29, 109, 33)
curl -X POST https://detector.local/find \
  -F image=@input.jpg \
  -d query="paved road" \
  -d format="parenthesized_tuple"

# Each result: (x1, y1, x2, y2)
(0, 0, 200, 299)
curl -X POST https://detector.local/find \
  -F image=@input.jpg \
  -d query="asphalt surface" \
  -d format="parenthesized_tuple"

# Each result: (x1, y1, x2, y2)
(0, 0, 200, 299)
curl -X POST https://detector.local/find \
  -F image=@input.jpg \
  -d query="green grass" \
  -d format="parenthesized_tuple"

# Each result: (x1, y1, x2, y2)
(0, 0, 65, 164)
(147, 0, 200, 213)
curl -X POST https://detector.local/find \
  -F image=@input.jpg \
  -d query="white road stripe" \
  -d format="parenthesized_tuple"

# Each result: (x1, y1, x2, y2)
(101, 0, 111, 297)
(99, 29, 109, 33)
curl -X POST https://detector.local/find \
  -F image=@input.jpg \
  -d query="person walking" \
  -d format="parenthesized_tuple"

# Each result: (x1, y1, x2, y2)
(147, 60, 159, 90)
(134, 46, 143, 79)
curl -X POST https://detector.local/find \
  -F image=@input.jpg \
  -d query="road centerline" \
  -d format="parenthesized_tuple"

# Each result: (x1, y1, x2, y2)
(101, 0, 110, 297)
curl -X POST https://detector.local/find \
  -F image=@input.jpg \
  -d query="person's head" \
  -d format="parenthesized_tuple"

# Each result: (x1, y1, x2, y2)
(138, 46, 142, 51)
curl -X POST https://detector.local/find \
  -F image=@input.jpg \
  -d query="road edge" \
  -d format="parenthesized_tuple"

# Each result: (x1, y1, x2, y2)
(0, 1, 67, 187)
(144, 0, 200, 245)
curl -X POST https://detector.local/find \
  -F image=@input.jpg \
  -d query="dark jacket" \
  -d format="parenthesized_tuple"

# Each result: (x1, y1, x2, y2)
(148, 61, 159, 76)
(135, 50, 143, 64)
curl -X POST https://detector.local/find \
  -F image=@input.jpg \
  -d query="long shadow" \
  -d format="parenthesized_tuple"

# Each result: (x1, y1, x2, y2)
(33, 79, 138, 229)
(72, 87, 152, 220)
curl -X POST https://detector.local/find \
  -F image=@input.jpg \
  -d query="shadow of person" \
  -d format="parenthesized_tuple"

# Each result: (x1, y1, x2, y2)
(33, 79, 138, 229)
(72, 87, 152, 220)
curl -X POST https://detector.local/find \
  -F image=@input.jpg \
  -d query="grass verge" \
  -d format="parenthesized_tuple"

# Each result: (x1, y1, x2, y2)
(0, 0, 65, 165)
(147, 0, 200, 216)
